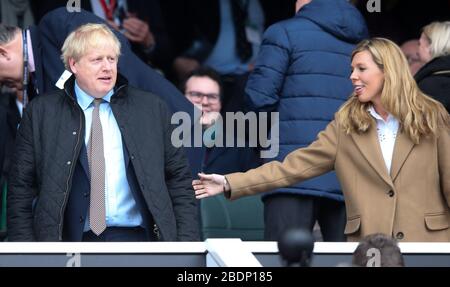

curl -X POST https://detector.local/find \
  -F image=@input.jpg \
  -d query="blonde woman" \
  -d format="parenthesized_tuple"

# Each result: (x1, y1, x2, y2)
(415, 21, 450, 112)
(193, 38, 450, 242)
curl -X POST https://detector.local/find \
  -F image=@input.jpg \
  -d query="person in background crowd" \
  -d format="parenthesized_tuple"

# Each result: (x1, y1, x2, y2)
(400, 39, 425, 75)
(0, 0, 33, 237)
(0, 0, 34, 28)
(415, 21, 450, 113)
(170, 0, 266, 114)
(183, 66, 261, 175)
(31, 0, 172, 73)
(352, 233, 404, 267)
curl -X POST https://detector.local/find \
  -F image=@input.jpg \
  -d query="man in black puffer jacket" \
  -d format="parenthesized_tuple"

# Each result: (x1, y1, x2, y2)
(7, 23, 200, 242)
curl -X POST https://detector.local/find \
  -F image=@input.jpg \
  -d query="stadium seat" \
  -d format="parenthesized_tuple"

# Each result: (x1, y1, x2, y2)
(200, 195, 264, 241)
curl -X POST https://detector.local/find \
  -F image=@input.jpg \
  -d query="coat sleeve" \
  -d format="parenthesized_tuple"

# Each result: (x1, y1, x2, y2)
(438, 117, 450, 207)
(7, 103, 38, 241)
(226, 120, 339, 200)
(160, 101, 200, 241)
(245, 23, 291, 112)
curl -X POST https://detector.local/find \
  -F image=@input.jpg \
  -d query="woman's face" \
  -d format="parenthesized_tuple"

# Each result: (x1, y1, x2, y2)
(350, 50, 385, 106)
(418, 33, 432, 63)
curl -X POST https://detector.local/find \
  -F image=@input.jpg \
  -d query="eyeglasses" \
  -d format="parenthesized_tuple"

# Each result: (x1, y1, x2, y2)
(186, 91, 220, 102)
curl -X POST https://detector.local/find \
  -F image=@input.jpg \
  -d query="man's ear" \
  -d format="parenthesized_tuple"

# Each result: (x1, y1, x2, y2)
(0, 46, 10, 60)
(68, 58, 77, 74)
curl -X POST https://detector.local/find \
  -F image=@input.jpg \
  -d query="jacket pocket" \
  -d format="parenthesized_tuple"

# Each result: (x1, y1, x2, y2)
(344, 216, 361, 235)
(425, 213, 449, 231)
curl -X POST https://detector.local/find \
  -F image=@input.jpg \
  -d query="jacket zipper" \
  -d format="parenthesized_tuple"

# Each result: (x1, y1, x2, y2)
(58, 85, 126, 240)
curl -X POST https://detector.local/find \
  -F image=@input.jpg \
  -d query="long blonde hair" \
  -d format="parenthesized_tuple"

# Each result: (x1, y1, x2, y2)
(337, 38, 448, 144)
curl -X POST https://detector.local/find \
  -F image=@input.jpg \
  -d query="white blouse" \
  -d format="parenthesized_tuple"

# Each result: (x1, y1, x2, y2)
(368, 106, 399, 174)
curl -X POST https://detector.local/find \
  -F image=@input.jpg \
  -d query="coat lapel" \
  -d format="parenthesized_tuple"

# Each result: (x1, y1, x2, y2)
(390, 131, 415, 181)
(351, 124, 394, 189)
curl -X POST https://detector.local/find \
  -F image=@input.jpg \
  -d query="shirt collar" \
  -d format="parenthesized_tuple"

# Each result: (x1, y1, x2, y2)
(368, 105, 395, 123)
(75, 80, 114, 110)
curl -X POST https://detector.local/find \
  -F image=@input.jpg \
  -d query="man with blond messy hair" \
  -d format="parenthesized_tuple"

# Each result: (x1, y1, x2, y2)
(7, 23, 200, 242)
(0, 7, 203, 179)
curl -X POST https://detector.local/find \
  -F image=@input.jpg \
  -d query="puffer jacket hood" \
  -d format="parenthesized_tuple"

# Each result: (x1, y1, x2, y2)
(298, 0, 368, 43)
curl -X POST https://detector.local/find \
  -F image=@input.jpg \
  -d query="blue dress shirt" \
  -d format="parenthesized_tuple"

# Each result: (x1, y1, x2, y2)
(75, 81, 143, 231)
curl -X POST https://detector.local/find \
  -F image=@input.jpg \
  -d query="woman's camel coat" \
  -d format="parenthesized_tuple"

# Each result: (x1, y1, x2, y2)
(226, 118, 450, 242)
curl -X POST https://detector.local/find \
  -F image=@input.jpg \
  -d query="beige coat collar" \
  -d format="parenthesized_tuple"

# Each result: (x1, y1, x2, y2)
(350, 122, 415, 188)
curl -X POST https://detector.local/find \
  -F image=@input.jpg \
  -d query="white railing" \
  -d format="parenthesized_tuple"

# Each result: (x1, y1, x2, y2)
(0, 240, 449, 266)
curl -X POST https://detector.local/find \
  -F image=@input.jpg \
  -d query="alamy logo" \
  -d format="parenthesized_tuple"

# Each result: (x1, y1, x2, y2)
(367, 0, 381, 13)
(171, 109, 280, 158)
(66, 0, 81, 12)
(66, 253, 81, 267)
(366, 248, 381, 267)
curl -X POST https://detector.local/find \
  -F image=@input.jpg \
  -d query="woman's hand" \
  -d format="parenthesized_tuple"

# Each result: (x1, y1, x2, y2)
(193, 173, 227, 199)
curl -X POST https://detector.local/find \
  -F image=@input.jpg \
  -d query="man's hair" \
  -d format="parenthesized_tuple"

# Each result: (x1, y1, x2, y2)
(61, 23, 121, 71)
(352, 233, 404, 267)
(0, 24, 20, 45)
(182, 66, 223, 99)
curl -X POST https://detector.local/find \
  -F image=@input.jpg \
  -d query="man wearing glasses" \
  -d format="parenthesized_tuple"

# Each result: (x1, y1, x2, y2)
(184, 71, 222, 128)
(183, 66, 260, 177)
(183, 67, 261, 240)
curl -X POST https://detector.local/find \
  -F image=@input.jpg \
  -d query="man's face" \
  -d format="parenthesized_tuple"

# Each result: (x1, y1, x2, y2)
(400, 39, 424, 75)
(0, 33, 24, 90)
(185, 76, 221, 126)
(69, 45, 118, 98)
(185, 76, 221, 112)
(418, 33, 432, 63)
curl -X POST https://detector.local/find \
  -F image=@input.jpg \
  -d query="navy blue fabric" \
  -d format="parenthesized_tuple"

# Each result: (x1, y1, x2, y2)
(63, 145, 89, 242)
(82, 227, 147, 242)
(202, 146, 261, 175)
(245, 0, 368, 201)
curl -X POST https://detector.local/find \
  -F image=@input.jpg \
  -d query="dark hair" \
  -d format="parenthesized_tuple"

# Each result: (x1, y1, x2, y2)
(0, 24, 20, 45)
(182, 66, 223, 99)
(352, 233, 404, 267)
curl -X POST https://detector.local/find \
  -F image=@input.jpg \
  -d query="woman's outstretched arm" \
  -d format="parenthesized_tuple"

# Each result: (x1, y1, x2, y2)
(193, 120, 339, 200)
